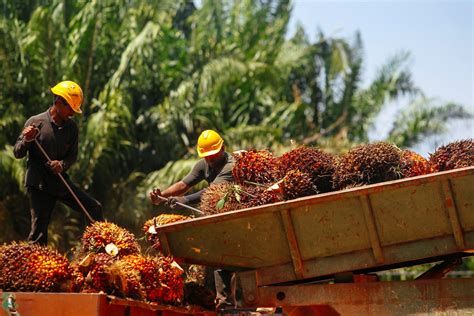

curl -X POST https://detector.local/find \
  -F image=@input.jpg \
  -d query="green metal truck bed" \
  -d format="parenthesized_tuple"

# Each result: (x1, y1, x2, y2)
(156, 167, 474, 285)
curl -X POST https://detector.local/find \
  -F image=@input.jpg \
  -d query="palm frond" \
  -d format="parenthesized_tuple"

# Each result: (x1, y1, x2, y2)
(387, 98, 473, 147)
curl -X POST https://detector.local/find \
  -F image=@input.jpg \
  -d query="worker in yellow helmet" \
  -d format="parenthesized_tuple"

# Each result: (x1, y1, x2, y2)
(150, 129, 235, 207)
(150, 129, 236, 311)
(13, 81, 104, 245)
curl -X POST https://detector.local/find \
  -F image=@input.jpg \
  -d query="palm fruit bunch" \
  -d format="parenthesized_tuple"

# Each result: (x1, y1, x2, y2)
(0, 242, 72, 292)
(281, 169, 317, 200)
(278, 146, 336, 193)
(243, 188, 284, 208)
(429, 139, 474, 172)
(143, 214, 191, 250)
(107, 260, 145, 299)
(200, 182, 243, 215)
(152, 256, 185, 304)
(81, 253, 117, 294)
(401, 149, 432, 177)
(120, 254, 184, 304)
(235, 184, 270, 206)
(333, 142, 403, 190)
(81, 221, 140, 257)
(69, 264, 85, 292)
(232, 149, 281, 185)
(74, 252, 144, 299)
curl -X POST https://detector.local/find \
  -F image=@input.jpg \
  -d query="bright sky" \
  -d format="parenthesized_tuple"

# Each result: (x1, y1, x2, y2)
(288, 0, 473, 155)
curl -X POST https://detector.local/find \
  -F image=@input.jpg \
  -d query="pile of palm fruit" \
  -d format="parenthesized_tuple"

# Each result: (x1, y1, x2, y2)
(200, 139, 473, 214)
(73, 221, 185, 304)
(142, 214, 215, 309)
(0, 221, 185, 306)
(0, 242, 79, 292)
(143, 214, 191, 251)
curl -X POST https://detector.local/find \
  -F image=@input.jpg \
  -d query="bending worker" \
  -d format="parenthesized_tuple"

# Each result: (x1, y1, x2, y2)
(149, 129, 234, 207)
(149, 129, 236, 310)
(13, 80, 104, 245)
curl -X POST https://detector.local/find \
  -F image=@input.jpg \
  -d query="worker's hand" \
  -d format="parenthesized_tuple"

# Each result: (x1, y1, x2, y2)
(166, 196, 186, 208)
(46, 160, 63, 174)
(149, 188, 163, 205)
(22, 125, 39, 142)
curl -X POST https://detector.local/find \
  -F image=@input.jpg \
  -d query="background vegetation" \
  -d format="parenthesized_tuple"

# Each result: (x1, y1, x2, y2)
(0, 1, 472, 275)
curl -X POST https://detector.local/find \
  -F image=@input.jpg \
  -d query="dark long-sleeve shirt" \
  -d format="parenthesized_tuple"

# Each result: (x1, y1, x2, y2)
(13, 109, 78, 195)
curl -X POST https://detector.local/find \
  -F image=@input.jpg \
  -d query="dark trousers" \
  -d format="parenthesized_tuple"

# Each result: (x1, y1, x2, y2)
(27, 183, 104, 245)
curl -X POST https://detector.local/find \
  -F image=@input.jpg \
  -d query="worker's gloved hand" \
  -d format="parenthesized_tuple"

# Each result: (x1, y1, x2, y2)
(22, 125, 39, 142)
(166, 196, 186, 208)
(46, 160, 63, 174)
(149, 188, 163, 205)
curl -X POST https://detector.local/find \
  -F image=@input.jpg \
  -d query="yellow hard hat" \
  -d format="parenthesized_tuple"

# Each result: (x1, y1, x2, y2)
(197, 130, 224, 157)
(50, 80, 83, 113)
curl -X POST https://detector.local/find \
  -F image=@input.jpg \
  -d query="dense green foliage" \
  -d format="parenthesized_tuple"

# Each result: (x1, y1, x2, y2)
(0, 0, 471, 251)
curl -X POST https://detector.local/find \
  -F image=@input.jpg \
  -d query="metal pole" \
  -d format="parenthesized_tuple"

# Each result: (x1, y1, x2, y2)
(156, 194, 204, 216)
(33, 138, 95, 223)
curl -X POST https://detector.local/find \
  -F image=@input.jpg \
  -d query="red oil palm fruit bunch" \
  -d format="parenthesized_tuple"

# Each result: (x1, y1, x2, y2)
(333, 142, 403, 190)
(82, 253, 117, 294)
(0, 242, 72, 292)
(120, 254, 184, 304)
(429, 139, 474, 172)
(107, 260, 145, 300)
(232, 149, 280, 185)
(281, 169, 318, 200)
(143, 214, 191, 250)
(152, 256, 185, 304)
(200, 182, 245, 215)
(401, 149, 432, 177)
(232, 184, 268, 204)
(81, 221, 140, 257)
(200, 182, 238, 215)
(69, 264, 85, 292)
(279, 146, 336, 193)
(75, 252, 144, 299)
(243, 189, 284, 208)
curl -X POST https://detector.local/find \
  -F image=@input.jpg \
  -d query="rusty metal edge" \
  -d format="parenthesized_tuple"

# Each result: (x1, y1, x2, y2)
(441, 178, 466, 249)
(0, 292, 216, 315)
(249, 277, 474, 309)
(360, 194, 385, 264)
(280, 209, 305, 279)
(106, 295, 214, 314)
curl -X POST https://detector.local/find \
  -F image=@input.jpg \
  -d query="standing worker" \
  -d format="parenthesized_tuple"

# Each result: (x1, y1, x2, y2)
(149, 129, 234, 207)
(13, 80, 104, 245)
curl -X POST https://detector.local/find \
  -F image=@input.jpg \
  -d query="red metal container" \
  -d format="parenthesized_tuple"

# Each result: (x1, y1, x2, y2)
(0, 292, 216, 316)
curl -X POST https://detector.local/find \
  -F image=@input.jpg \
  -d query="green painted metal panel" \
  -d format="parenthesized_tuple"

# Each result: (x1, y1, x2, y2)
(451, 175, 474, 230)
(167, 212, 291, 268)
(371, 182, 452, 246)
(291, 198, 371, 259)
(156, 167, 474, 283)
